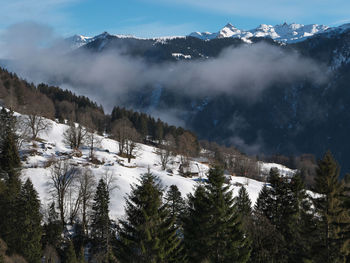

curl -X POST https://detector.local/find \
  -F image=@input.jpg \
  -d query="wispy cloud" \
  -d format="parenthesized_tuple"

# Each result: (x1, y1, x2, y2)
(0, 0, 81, 29)
(330, 18, 350, 26)
(1, 22, 327, 111)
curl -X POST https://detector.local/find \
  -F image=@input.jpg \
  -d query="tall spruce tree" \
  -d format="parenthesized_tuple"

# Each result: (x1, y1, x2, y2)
(0, 108, 22, 254)
(254, 184, 273, 219)
(313, 151, 350, 262)
(14, 179, 42, 263)
(254, 169, 312, 262)
(115, 171, 181, 263)
(90, 179, 111, 260)
(164, 185, 187, 263)
(165, 185, 186, 226)
(184, 166, 251, 263)
(43, 202, 63, 250)
(183, 184, 211, 262)
(236, 186, 252, 218)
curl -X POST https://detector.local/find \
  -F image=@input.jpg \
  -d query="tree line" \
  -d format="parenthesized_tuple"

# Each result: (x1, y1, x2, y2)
(0, 66, 315, 185)
(1, 108, 350, 262)
(0, 67, 198, 148)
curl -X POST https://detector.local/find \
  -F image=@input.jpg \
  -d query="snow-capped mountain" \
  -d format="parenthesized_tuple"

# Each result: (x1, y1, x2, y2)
(66, 23, 350, 49)
(190, 22, 330, 43)
(65, 34, 93, 49)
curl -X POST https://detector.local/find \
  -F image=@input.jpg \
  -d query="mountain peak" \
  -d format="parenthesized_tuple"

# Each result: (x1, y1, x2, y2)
(224, 22, 234, 28)
(190, 22, 331, 43)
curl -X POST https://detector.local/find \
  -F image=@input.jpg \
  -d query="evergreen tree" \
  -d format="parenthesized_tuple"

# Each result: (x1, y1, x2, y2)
(254, 184, 273, 219)
(254, 169, 312, 262)
(247, 212, 284, 263)
(0, 109, 22, 254)
(313, 151, 350, 262)
(236, 186, 252, 219)
(164, 185, 187, 263)
(14, 179, 42, 263)
(165, 185, 186, 226)
(184, 166, 251, 263)
(0, 108, 21, 187)
(115, 171, 181, 263)
(90, 179, 111, 260)
(206, 166, 251, 262)
(43, 202, 63, 250)
(183, 184, 211, 262)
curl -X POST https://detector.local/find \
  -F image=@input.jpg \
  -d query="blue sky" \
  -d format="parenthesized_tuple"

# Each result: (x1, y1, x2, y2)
(1, 0, 350, 37)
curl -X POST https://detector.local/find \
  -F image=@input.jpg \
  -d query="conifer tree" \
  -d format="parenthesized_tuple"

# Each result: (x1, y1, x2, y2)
(0, 108, 21, 188)
(165, 185, 186, 226)
(254, 169, 312, 262)
(206, 166, 251, 262)
(164, 185, 187, 263)
(183, 184, 211, 262)
(14, 179, 42, 263)
(90, 179, 111, 260)
(115, 171, 181, 263)
(0, 109, 22, 254)
(236, 186, 252, 219)
(43, 202, 63, 250)
(313, 151, 350, 262)
(184, 166, 251, 263)
(254, 184, 273, 219)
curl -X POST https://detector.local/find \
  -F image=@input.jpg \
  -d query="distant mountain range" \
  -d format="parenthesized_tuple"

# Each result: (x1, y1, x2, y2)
(66, 22, 350, 48)
(4, 22, 350, 175)
(61, 22, 350, 175)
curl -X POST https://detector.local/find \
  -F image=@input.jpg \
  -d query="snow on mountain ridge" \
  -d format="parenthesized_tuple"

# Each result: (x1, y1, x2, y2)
(190, 22, 330, 43)
(66, 22, 350, 49)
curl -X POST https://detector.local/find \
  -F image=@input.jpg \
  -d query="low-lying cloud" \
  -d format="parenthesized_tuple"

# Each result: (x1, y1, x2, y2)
(0, 22, 327, 112)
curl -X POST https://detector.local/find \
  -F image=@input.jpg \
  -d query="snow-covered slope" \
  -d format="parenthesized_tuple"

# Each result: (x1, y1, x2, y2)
(190, 22, 330, 43)
(15, 112, 295, 221)
(65, 35, 94, 49)
(65, 32, 186, 49)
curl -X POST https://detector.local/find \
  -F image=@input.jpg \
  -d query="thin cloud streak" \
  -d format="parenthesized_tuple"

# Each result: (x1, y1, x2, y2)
(0, 23, 327, 111)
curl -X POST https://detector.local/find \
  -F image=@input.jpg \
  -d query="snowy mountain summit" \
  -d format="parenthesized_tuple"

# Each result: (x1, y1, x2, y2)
(65, 34, 93, 49)
(189, 22, 330, 43)
(66, 22, 350, 49)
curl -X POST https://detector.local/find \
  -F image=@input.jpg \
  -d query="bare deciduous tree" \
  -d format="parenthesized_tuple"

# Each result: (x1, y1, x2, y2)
(63, 122, 87, 150)
(112, 118, 133, 156)
(124, 126, 140, 163)
(112, 118, 140, 163)
(15, 116, 31, 149)
(81, 115, 102, 160)
(86, 130, 102, 160)
(49, 160, 80, 226)
(177, 132, 198, 166)
(78, 168, 96, 235)
(102, 169, 119, 194)
(20, 93, 54, 140)
(157, 134, 175, 170)
(228, 154, 260, 180)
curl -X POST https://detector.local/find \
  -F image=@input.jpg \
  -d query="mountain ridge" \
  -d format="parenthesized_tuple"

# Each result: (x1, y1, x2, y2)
(66, 22, 350, 48)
